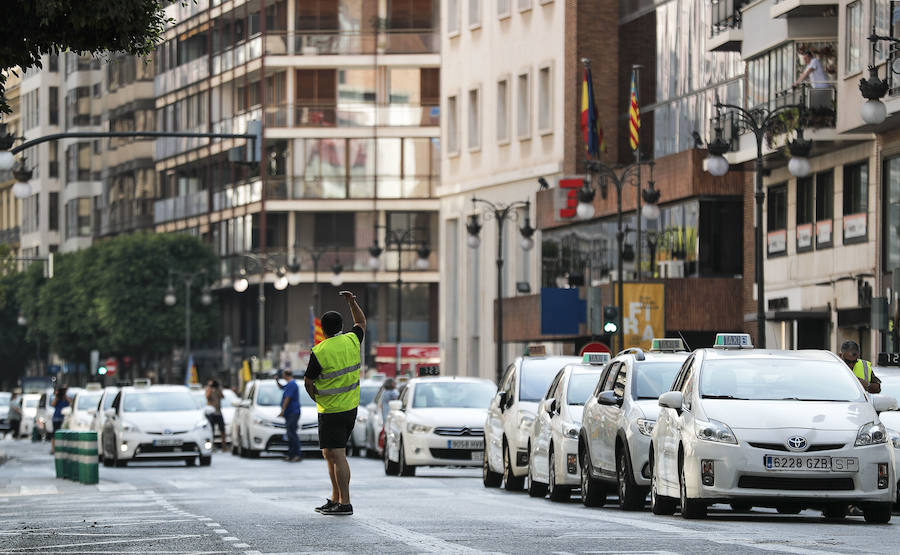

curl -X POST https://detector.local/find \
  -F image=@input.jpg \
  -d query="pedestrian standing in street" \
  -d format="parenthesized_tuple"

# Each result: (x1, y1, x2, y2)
(49, 386, 71, 454)
(305, 291, 365, 516)
(205, 380, 227, 451)
(380, 378, 398, 423)
(7, 391, 21, 439)
(276, 369, 302, 462)
(840, 340, 881, 393)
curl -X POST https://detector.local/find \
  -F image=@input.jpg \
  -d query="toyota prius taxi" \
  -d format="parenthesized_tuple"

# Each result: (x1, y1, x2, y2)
(650, 333, 897, 523)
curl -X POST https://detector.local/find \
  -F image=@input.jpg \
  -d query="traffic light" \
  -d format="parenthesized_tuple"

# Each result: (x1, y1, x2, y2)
(97, 365, 107, 376)
(603, 306, 619, 334)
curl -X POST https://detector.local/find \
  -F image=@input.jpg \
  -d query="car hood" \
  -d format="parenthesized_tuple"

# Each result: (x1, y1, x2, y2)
(121, 411, 204, 433)
(877, 410, 900, 432)
(635, 399, 659, 422)
(702, 400, 875, 432)
(405, 408, 488, 428)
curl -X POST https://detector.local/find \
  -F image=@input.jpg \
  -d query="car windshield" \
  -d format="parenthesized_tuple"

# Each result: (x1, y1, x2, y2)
(412, 382, 497, 409)
(520, 361, 567, 402)
(566, 373, 603, 405)
(360, 386, 379, 406)
(633, 362, 684, 399)
(699, 358, 865, 402)
(76, 393, 102, 410)
(256, 382, 314, 407)
(123, 391, 198, 412)
(102, 392, 117, 410)
(24, 399, 37, 408)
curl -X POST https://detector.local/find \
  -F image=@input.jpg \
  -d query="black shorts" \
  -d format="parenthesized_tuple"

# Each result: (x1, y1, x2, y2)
(317, 408, 357, 450)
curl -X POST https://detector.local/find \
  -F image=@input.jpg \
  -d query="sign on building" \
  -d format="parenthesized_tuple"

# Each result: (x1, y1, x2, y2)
(622, 283, 665, 351)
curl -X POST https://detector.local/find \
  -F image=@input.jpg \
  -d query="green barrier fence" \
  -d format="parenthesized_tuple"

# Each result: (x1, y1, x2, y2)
(53, 430, 99, 485)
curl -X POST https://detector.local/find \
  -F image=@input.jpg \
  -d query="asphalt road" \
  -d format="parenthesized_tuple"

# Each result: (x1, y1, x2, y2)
(0, 437, 897, 554)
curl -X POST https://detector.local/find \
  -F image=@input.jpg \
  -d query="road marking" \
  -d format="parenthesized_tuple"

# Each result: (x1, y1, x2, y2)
(222, 536, 239, 541)
(0, 534, 204, 551)
(14, 486, 58, 496)
(356, 517, 483, 553)
(214, 529, 228, 534)
(205, 522, 221, 527)
(233, 544, 250, 548)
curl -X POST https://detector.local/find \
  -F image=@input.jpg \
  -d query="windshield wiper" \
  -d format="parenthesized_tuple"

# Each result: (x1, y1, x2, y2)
(701, 395, 749, 400)
(775, 397, 849, 402)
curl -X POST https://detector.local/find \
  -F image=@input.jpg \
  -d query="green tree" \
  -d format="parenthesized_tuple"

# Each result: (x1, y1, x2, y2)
(0, 258, 36, 389)
(0, 0, 175, 112)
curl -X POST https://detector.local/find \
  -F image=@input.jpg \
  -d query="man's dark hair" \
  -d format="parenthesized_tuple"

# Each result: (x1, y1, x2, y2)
(321, 311, 343, 337)
(211, 380, 220, 388)
(840, 340, 860, 353)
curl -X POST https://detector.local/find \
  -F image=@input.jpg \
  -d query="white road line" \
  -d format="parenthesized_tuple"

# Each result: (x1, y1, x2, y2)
(233, 544, 250, 548)
(213, 529, 228, 534)
(205, 522, 221, 527)
(0, 518, 199, 534)
(222, 536, 239, 541)
(0, 552, 231, 554)
(0, 534, 205, 551)
(356, 517, 483, 554)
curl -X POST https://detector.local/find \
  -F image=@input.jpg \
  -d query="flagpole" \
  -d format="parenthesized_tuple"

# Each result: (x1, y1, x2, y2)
(632, 64, 643, 282)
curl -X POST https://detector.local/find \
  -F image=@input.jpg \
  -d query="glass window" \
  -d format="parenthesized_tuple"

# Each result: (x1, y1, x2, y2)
(843, 161, 868, 216)
(447, 95, 459, 153)
(632, 362, 683, 399)
(448, 0, 460, 33)
(467, 88, 480, 149)
(846, 1, 862, 74)
(518, 360, 567, 402)
(885, 156, 900, 268)
(411, 381, 496, 409)
(76, 392, 102, 410)
(389, 68, 421, 104)
(123, 391, 198, 412)
(313, 212, 355, 247)
(296, 0, 338, 31)
(389, 0, 434, 29)
(48, 87, 58, 126)
(566, 372, 602, 405)
(873, 0, 891, 64)
(498, 0, 509, 16)
(699, 358, 864, 401)
(537, 66, 551, 132)
(497, 79, 509, 142)
(517, 72, 530, 138)
(612, 365, 628, 398)
(797, 176, 814, 225)
(48, 192, 58, 231)
(816, 170, 834, 221)
(767, 183, 787, 231)
(469, 0, 481, 27)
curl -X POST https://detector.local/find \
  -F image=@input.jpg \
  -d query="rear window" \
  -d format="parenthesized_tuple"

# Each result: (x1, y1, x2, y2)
(566, 373, 603, 405)
(633, 362, 684, 399)
(76, 393, 102, 410)
(519, 360, 568, 402)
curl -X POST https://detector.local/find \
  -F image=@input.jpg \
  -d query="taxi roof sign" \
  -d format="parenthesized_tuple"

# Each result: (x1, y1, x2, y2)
(133, 378, 152, 388)
(525, 345, 547, 356)
(713, 333, 753, 349)
(85, 382, 102, 391)
(582, 352, 611, 365)
(649, 338, 686, 352)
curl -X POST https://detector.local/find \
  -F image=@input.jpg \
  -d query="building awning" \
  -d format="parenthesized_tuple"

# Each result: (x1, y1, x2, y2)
(838, 306, 870, 328)
(767, 308, 831, 321)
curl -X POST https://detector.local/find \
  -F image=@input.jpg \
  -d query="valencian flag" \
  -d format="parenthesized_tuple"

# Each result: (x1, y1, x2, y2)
(580, 64, 606, 157)
(628, 70, 641, 151)
(309, 306, 325, 346)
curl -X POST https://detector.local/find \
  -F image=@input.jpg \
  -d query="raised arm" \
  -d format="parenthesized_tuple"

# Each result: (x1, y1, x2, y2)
(340, 291, 366, 332)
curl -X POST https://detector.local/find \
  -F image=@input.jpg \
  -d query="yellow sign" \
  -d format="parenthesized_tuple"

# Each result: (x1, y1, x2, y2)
(622, 283, 665, 351)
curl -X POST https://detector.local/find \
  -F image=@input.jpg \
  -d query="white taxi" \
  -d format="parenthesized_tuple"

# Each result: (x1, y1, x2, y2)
(101, 382, 213, 467)
(62, 385, 103, 430)
(528, 354, 607, 501)
(231, 379, 318, 457)
(580, 339, 690, 510)
(650, 333, 896, 523)
(483, 347, 582, 490)
(384, 377, 496, 476)
(90, 386, 119, 460)
(19, 394, 40, 438)
(870, 365, 900, 506)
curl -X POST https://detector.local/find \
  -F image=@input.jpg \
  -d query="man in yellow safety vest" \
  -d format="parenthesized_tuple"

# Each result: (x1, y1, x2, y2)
(840, 340, 881, 394)
(304, 291, 365, 516)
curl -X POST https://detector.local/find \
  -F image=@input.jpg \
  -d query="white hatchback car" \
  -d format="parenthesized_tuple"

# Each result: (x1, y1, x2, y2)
(384, 377, 496, 476)
(101, 383, 213, 467)
(231, 379, 318, 457)
(651, 334, 896, 523)
(62, 388, 104, 431)
(350, 380, 383, 456)
(870, 366, 900, 506)
(191, 387, 238, 446)
(580, 340, 690, 510)
(89, 387, 120, 459)
(484, 349, 582, 490)
(528, 359, 606, 501)
(19, 394, 40, 438)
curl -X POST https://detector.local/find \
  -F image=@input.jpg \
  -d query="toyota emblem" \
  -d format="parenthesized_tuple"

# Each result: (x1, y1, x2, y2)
(786, 435, 808, 451)
(163, 429, 173, 436)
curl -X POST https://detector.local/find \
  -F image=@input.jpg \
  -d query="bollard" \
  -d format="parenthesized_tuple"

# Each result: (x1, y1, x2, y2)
(62, 431, 73, 480)
(79, 431, 99, 484)
(54, 430, 64, 479)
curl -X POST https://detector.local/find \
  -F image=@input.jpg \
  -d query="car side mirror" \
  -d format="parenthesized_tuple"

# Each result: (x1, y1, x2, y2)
(497, 391, 508, 412)
(104, 409, 116, 419)
(597, 390, 622, 407)
(658, 391, 684, 411)
(388, 400, 403, 412)
(87, 408, 97, 415)
(61, 407, 71, 416)
(872, 394, 898, 413)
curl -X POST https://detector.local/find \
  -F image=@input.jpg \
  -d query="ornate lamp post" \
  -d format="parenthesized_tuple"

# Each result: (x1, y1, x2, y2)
(164, 269, 212, 383)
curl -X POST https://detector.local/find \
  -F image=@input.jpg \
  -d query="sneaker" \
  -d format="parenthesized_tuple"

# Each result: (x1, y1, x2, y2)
(314, 499, 337, 513)
(321, 503, 353, 516)
(290, 456, 303, 462)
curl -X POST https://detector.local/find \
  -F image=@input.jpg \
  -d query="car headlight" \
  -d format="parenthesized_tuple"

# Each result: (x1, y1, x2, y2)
(636, 418, 656, 437)
(563, 423, 579, 439)
(695, 419, 737, 444)
(519, 413, 535, 429)
(121, 421, 140, 433)
(193, 419, 210, 431)
(855, 421, 887, 446)
(407, 422, 431, 434)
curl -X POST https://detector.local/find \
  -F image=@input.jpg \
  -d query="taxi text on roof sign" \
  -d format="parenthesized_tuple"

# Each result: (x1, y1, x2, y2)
(649, 338, 685, 352)
(583, 352, 610, 365)
(713, 333, 753, 349)
(526, 345, 547, 356)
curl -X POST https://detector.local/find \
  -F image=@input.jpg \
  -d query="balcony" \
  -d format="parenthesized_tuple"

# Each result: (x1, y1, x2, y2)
(153, 190, 209, 224)
(264, 176, 436, 201)
(212, 179, 262, 212)
(264, 30, 439, 57)
(263, 103, 439, 128)
(708, 0, 750, 52)
(154, 56, 209, 96)
(771, 0, 837, 19)
(155, 124, 212, 160)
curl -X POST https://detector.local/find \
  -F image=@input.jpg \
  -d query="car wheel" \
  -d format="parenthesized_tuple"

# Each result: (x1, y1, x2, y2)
(822, 504, 847, 520)
(231, 441, 238, 456)
(199, 456, 212, 466)
(384, 437, 400, 476)
(730, 503, 753, 512)
(547, 448, 571, 502)
(776, 504, 801, 515)
(113, 449, 126, 468)
(527, 447, 548, 498)
(502, 441, 525, 491)
(863, 502, 892, 524)
(398, 438, 416, 477)
(186, 457, 197, 466)
(679, 459, 706, 519)
(102, 451, 113, 467)
(483, 445, 503, 488)
(617, 447, 646, 511)
(650, 466, 677, 516)
(580, 448, 605, 507)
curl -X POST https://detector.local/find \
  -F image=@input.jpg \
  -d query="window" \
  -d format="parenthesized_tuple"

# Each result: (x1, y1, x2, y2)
(65, 198, 92, 238)
(447, 95, 459, 154)
(296, 0, 338, 31)
(22, 90, 39, 130)
(518, 0, 532, 11)
(448, 0, 460, 35)
(816, 170, 834, 248)
(537, 65, 551, 133)
(873, 0, 891, 64)
(48, 192, 58, 231)
(48, 143, 58, 178)
(517, 72, 530, 138)
(313, 213, 355, 248)
(469, 0, 481, 27)
(498, 0, 510, 17)
(796, 176, 814, 252)
(48, 87, 58, 126)
(497, 79, 509, 143)
(846, 1, 862, 74)
(767, 183, 787, 256)
(843, 161, 868, 242)
(389, 0, 434, 29)
(296, 69, 336, 124)
(66, 142, 92, 182)
(468, 88, 480, 150)
(884, 155, 900, 268)
(48, 53, 58, 72)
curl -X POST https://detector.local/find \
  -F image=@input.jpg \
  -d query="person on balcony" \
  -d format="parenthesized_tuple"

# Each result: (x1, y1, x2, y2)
(793, 48, 829, 89)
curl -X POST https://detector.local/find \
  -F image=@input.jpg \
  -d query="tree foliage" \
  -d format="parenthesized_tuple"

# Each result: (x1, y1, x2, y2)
(14, 233, 218, 372)
(0, 0, 175, 112)
(0, 246, 35, 388)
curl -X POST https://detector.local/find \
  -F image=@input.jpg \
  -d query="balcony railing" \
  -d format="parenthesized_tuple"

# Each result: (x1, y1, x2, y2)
(263, 103, 439, 128)
(265, 176, 435, 200)
(212, 179, 262, 211)
(153, 190, 209, 224)
(154, 56, 209, 96)
(154, 124, 212, 159)
(264, 30, 438, 56)
(710, 0, 750, 37)
(218, 245, 436, 278)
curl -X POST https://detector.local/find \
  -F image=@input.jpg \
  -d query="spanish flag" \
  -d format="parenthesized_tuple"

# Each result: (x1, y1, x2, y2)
(309, 305, 325, 346)
(628, 70, 641, 152)
(580, 64, 606, 157)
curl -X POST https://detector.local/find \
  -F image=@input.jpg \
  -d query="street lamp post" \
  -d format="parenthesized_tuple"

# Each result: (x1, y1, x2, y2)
(576, 160, 660, 353)
(858, 27, 898, 125)
(165, 269, 212, 383)
(466, 197, 535, 384)
(704, 94, 812, 348)
(369, 228, 431, 376)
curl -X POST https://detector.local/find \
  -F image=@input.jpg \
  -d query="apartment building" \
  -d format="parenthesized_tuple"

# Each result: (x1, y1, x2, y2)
(0, 73, 21, 257)
(151, 0, 441, 371)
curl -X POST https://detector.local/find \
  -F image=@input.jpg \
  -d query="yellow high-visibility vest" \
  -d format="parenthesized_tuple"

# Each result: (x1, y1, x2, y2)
(852, 359, 872, 383)
(311, 331, 361, 414)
